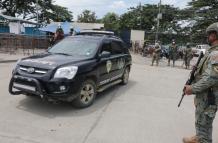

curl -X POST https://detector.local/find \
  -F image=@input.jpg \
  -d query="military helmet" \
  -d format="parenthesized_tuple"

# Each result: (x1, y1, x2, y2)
(206, 22, 218, 34)
(155, 43, 160, 48)
(186, 43, 191, 48)
(56, 27, 63, 33)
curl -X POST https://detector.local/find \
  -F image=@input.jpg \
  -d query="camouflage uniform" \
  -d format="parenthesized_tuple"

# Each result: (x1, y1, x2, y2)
(184, 44, 193, 69)
(191, 45, 218, 143)
(151, 44, 161, 66)
(168, 43, 178, 67)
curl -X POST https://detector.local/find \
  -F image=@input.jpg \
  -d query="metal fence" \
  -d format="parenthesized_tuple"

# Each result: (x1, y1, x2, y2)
(0, 33, 50, 55)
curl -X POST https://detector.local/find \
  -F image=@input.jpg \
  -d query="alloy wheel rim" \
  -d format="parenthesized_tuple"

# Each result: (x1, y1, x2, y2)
(80, 84, 94, 104)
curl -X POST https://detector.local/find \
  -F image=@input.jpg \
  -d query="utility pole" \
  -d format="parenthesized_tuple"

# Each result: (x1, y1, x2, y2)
(155, 0, 162, 43)
(139, 2, 142, 30)
(36, 0, 39, 23)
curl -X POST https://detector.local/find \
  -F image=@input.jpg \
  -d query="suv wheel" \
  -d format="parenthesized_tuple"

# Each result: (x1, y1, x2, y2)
(121, 67, 130, 85)
(73, 80, 96, 108)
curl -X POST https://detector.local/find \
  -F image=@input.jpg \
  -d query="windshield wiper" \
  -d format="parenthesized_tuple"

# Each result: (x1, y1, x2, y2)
(53, 52, 72, 56)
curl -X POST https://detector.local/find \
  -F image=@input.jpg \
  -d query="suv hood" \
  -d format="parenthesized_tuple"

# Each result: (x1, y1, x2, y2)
(19, 53, 90, 69)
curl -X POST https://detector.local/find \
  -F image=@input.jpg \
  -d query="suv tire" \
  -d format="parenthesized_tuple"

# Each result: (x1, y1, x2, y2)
(121, 67, 130, 85)
(72, 79, 96, 108)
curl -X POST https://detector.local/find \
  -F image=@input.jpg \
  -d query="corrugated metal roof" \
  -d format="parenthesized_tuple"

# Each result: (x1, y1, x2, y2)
(0, 14, 39, 25)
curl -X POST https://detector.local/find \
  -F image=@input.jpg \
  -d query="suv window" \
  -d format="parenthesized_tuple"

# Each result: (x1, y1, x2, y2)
(49, 38, 99, 57)
(111, 41, 124, 55)
(122, 43, 130, 54)
(100, 42, 111, 53)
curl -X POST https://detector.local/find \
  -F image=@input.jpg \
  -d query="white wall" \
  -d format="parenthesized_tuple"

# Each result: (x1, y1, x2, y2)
(72, 22, 104, 30)
(131, 30, 145, 46)
(9, 22, 21, 34)
(52, 22, 104, 30)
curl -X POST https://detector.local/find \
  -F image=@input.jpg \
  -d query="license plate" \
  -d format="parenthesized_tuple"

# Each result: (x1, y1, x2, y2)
(13, 83, 36, 91)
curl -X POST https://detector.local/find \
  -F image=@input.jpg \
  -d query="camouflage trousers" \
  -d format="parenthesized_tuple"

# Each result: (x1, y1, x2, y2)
(168, 53, 176, 66)
(184, 57, 192, 68)
(195, 94, 217, 143)
(151, 54, 160, 66)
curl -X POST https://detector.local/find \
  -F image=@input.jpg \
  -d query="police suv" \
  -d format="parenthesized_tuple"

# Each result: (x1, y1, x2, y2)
(9, 32, 132, 108)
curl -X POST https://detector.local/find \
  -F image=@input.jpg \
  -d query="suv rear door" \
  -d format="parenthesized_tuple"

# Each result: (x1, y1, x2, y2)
(110, 40, 126, 79)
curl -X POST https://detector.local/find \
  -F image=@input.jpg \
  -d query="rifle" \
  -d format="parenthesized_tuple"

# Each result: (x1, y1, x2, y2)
(178, 52, 204, 107)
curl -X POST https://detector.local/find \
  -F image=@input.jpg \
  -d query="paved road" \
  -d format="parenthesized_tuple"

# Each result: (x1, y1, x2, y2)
(0, 54, 217, 143)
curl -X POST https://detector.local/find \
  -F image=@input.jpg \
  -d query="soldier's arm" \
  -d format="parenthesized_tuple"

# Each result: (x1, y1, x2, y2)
(191, 52, 218, 94)
(157, 47, 161, 52)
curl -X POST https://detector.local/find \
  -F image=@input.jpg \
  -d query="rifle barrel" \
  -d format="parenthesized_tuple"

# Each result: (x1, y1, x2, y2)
(178, 93, 185, 107)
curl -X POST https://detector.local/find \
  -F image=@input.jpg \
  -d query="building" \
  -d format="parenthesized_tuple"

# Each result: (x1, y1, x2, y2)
(0, 14, 40, 35)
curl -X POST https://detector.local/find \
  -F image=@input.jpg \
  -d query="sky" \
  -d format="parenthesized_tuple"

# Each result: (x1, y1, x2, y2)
(54, 0, 191, 20)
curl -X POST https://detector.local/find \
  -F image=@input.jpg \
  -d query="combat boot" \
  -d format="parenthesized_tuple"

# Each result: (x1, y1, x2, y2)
(182, 136, 199, 143)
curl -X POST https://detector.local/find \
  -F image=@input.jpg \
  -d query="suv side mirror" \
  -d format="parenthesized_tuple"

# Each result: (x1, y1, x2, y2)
(100, 51, 111, 58)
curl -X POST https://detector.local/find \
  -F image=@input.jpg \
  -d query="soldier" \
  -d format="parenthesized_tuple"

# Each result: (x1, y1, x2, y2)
(151, 43, 161, 66)
(53, 27, 64, 44)
(183, 23, 218, 143)
(184, 43, 193, 69)
(168, 41, 178, 67)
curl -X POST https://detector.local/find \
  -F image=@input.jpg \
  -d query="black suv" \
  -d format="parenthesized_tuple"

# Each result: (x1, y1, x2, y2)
(9, 34, 132, 108)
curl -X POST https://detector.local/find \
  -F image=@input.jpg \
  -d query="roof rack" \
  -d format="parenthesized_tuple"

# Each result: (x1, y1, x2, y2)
(77, 30, 114, 36)
(104, 35, 121, 40)
(75, 30, 122, 40)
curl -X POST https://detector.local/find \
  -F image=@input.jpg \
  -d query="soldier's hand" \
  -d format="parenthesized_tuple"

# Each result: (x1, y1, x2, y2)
(184, 85, 193, 95)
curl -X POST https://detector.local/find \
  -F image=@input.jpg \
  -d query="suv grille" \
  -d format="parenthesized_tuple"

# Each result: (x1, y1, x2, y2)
(19, 66, 48, 75)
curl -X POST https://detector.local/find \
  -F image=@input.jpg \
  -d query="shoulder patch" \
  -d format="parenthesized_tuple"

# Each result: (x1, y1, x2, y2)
(106, 60, 112, 73)
(213, 66, 218, 73)
(210, 51, 218, 65)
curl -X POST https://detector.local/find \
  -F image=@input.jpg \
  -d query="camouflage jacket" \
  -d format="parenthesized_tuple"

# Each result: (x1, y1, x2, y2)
(169, 44, 178, 54)
(154, 46, 161, 54)
(192, 45, 218, 104)
(184, 48, 193, 59)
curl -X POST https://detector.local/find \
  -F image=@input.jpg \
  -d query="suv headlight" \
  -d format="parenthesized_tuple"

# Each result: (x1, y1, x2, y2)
(12, 59, 21, 73)
(54, 66, 78, 79)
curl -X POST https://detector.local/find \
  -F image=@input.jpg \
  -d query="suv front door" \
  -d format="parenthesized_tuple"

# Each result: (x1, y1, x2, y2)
(98, 40, 115, 86)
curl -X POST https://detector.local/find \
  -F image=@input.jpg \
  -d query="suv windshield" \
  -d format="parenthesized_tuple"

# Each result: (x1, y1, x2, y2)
(48, 37, 99, 57)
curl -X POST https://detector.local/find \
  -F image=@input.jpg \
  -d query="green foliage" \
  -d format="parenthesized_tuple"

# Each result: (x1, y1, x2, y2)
(119, 4, 180, 32)
(0, 0, 217, 44)
(77, 10, 97, 23)
(42, 4, 73, 23)
(188, 0, 218, 43)
(0, 0, 73, 23)
(0, 0, 36, 17)
(102, 12, 119, 31)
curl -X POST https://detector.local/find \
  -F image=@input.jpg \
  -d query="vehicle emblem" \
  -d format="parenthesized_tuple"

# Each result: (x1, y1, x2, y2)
(106, 60, 112, 73)
(27, 68, 35, 74)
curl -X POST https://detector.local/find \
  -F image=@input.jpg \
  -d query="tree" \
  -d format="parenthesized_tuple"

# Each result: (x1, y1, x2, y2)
(77, 10, 97, 23)
(119, 4, 179, 32)
(38, 4, 73, 23)
(188, 0, 218, 43)
(0, 0, 36, 17)
(119, 4, 190, 44)
(102, 12, 119, 31)
(0, 0, 73, 23)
